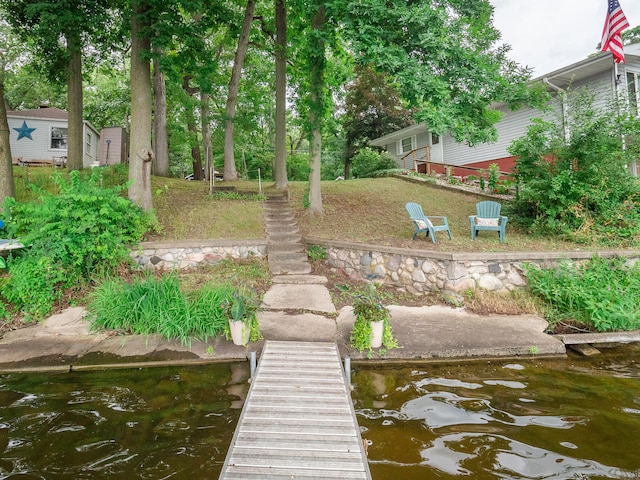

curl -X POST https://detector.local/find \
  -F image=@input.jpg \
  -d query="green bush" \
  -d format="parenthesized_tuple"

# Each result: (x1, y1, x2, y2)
(508, 88, 640, 245)
(2, 169, 152, 318)
(351, 148, 397, 178)
(88, 274, 232, 344)
(525, 256, 640, 332)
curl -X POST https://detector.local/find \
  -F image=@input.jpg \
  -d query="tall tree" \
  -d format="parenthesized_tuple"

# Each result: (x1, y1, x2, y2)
(129, 0, 154, 211)
(223, 0, 256, 181)
(343, 64, 413, 178)
(201, 92, 213, 179)
(182, 76, 204, 180)
(342, 0, 537, 145)
(273, 0, 288, 190)
(2, 0, 111, 171)
(0, 15, 20, 205)
(306, 2, 326, 215)
(153, 56, 170, 176)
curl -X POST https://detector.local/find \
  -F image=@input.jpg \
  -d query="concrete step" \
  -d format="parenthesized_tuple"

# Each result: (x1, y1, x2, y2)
(266, 224, 300, 235)
(264, 218, 297, 228)
(265, 225, 298, 235)
(264, 212, 295, 220)
(263, 202, 291, 211)
(271, 275, 328, 284)
(261, 284, 336, 313)
(268, 261, 312, 275)
(267, 243, 305, 254)
(269, 252, 309, 263)
(268, 233, 303, 244)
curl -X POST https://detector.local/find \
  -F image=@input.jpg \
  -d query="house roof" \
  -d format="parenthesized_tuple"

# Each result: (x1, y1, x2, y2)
(369, 44, 640, 146)
(535, 43, 640, 90)
(7, 107, 68, 120)
(7, 107, 101, 135)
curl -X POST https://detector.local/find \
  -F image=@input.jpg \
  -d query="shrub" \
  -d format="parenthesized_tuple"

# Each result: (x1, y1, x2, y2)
(525, 256, 640, 332)
(508, 88, 640, 245)
(2, 169, 153, 318)
(307, 244, 327, 261)
(350, 148, 397, 178)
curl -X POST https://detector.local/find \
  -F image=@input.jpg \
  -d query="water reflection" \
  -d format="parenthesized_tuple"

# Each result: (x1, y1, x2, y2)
(354, 346, 640, 479)
(2, 348, 640, 479)
(0, 363, 249, 479)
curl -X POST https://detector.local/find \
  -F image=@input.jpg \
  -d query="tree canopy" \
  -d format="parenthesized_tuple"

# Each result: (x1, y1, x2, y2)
(0, 0, 541, 201)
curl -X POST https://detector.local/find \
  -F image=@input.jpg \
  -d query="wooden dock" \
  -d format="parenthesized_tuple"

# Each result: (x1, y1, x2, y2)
(219, 341, 371, 479)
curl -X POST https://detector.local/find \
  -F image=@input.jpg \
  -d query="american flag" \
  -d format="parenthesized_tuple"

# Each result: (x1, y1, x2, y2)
(601, 0, 630, 63)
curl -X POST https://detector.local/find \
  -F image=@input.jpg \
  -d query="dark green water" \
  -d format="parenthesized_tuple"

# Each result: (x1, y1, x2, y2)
(0, 363, 249, 479)
(1, 347, 640, 479)
(353, 345, 640, 479)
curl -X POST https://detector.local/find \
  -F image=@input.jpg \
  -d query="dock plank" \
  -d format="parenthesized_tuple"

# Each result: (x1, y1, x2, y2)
(219, 341, 371, 479)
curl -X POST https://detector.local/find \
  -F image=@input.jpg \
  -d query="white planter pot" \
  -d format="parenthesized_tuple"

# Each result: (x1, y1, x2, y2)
(229, 319, 250, 346)
(370, 320, 384, 348)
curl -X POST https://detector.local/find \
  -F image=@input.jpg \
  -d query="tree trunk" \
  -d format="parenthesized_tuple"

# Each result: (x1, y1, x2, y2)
(201, 93, 213, 180)
(223, 0, 256, 181)
(308, 119, 323, 215)
(182, 76, 203, 180)
(343, 139, 352, 179)
(66, 35, 83, 171)
(187, 109, 203, 180)
(128, 0, 154, 211)
(153, 56, 169, 177)
(274, 0, 288, 190)
(307, 4, 325, 216)
(0, 81, 15, 206)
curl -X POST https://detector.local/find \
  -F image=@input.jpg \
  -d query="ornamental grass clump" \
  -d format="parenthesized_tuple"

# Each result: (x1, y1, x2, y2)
(88, 273, 233, 345)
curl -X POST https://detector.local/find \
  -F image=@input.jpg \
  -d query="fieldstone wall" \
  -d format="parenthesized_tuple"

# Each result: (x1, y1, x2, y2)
(131, 239, 267, 270)
(306, 238, 640, 297)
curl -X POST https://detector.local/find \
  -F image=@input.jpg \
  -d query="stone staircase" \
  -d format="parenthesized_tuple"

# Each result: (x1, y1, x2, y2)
(260, 195, 338, 342)
(264, 195, 312, 275)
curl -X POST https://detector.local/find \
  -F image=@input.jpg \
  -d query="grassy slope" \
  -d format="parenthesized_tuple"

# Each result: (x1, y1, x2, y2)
(12, 168, 584, 251)
(288, 178, 577, 252)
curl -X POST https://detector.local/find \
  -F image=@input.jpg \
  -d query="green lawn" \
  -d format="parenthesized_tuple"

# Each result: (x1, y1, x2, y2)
(9, 169, 610, 252)
(288, 178, 579, 252)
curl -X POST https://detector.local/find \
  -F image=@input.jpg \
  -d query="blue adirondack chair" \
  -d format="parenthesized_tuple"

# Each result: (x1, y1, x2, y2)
(469, 200, 508, 242)
(405, 202, 452, 244)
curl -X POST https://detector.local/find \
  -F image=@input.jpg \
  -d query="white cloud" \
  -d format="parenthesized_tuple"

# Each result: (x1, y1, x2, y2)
(491, 0, 640, 76)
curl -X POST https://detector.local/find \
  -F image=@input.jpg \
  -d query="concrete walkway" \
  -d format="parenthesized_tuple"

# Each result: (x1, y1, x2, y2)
(4, 274, 640, 372)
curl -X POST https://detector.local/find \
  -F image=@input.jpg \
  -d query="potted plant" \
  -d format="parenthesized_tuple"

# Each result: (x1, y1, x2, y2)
(349, 283, 399, 354)
(223, 287, 262, 346)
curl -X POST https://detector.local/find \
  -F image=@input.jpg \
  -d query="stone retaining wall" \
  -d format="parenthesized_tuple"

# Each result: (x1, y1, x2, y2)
(131, 237, 640, 297)
(131, 239, 267, 270)
(306, 238, 640, 296)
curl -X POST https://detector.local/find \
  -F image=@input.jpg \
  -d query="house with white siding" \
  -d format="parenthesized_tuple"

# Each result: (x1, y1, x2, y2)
(370, 43, 640, 177)
(8, 107, 100, 168)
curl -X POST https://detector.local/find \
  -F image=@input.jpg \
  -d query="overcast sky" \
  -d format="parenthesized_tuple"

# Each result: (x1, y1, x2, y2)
(491, 0, 640, 77)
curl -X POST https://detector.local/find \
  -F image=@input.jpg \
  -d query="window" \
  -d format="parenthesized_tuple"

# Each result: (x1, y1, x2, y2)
(627, 72, 638, 115)
(50, 127, 68, 150)
(431, 133, 440, 145)
(399, 136, 415, 154)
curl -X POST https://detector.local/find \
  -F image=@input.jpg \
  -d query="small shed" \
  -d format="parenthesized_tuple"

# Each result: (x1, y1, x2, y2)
(98, 127, 129, 166)
(7, 107, 100, 168)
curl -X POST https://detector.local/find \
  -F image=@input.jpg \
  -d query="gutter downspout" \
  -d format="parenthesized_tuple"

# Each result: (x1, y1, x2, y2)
(543, 77, 570, 143)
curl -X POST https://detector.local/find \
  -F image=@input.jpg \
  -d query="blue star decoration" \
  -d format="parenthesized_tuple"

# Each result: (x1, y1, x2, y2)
(13, 121, 36, 141)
